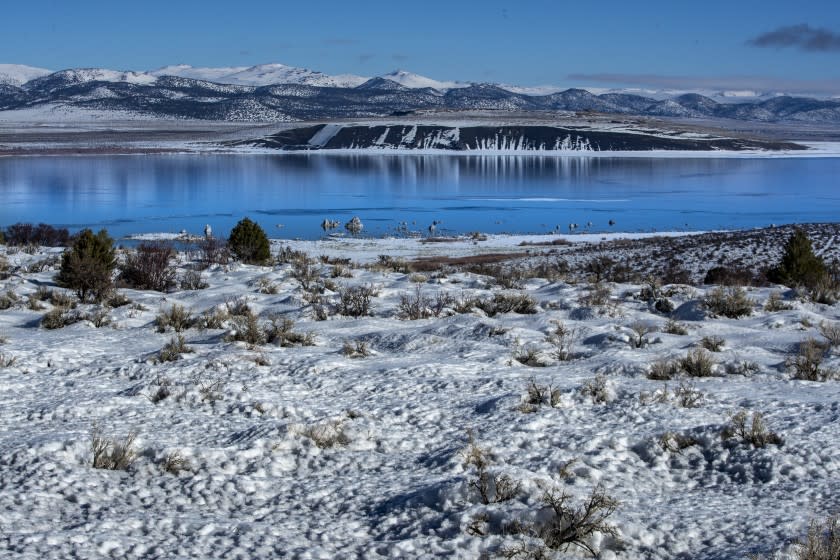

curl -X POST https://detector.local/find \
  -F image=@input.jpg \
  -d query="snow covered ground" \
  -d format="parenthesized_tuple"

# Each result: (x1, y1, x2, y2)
(1, 232, 838, 559)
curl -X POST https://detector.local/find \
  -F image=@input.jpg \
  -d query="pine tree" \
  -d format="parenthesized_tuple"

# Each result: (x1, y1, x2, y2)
(56, 228, 116, 301)
(770, 228, 827, 289)
(228, 218, 270, 264)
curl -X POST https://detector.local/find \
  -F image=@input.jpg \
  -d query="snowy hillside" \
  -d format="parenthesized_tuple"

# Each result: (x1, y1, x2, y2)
(0, 64, 52, 86)
(1, 226, 839, 559)
(151, 63, 369, 88)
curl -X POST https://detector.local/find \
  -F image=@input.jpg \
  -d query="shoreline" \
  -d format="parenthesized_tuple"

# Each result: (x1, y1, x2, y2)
(3, 141, 840, 158)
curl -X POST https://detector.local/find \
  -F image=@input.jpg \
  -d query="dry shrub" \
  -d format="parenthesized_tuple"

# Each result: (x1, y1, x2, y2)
(161, 450, 191, 475)
(514, 345, 546, 368)
(265, 316, 315, 347)
(648, 358, 680, 380)
(341, 340, 370, 358)
(196, 307, 228, 330)
(120, 241, 176, 292)
(819, 321, 840, 351)
(291, 258, 320, 291)
(578, 375, 610, 404)
(180, 269, 208, 290)
(227, 310, 265, 346)
(518, 378, 561, 412)
(41, 307, 81, 329)
(158, 335, 193, 362)
(788, 338, 834, 381)
(299, 420, 350, 448)
(398, 285, 432, 320)
(721, 410, 783, 448)
(197, 236, 229, 265)
(700, 335, 725, 352)
(470, 470, 522, 506)
(529, 485, 619, 557)
(703, 286, 753, 318)
(337, 285, 376, 317)
(764, 291, 793, 312)
(91, 428, 137, 470)
(155, 304, 193, 333)
(659, 431, 699, 453)
(463, 291, 537, 316)
(795, 515, 840, 560)
(628, 321, 655, 349)
(545, 320, 577, 361)
(679, 348, 716, 377)
(579, 282, 611, 310)
(663, 319, 688, 336)
(255, 276, 279, 294)
(0, 352, 17, 368)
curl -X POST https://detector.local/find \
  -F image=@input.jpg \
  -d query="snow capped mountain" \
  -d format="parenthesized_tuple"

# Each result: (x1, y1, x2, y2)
(380, 70, 468, 91)
(24, 68, 156, 91)
(0, 64, 52, 86)
(151, 63, 369, 88)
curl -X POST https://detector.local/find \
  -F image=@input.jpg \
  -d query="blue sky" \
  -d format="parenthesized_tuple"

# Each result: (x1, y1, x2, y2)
(3, 0, 840, 91)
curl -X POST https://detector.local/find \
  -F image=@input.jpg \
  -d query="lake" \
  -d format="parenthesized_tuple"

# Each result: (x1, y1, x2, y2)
(0, 154, 838, 239)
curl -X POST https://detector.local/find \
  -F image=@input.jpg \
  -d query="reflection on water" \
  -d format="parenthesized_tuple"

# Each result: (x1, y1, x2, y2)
(0, 154, 838, 239)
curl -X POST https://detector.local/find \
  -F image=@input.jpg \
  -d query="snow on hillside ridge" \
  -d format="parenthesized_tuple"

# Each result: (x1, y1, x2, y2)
(150, 63, 369, 88)
(0, 64, 52, 86)
(380, 69, 469, 91)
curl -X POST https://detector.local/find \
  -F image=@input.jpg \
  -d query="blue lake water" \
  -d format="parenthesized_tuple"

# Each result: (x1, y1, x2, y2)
(0, 154, 838, 239)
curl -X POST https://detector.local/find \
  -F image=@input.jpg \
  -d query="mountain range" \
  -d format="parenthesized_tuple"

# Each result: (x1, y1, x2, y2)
(1, 63, 840, 123)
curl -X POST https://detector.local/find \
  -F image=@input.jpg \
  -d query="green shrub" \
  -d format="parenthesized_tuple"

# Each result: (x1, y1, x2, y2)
(56, 229, 116, 302)
(770, 229, 827, 289)
(228, 218, 270, 264)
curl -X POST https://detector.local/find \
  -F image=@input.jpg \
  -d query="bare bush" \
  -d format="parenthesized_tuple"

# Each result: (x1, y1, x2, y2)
(265, 316, 315, 347)
(628, 321, 655, 349)
(721, 410, 783, 448)
(337, 285, 376, 317)
(196, 307, 228, 330)
(788, 338, 834, 381)
(459, 291, 537, 316)
(648, 358, 680, 380)
(578, 375, 610, 404)
(255, 276, 279, 294)
(158, 335, 193, 362)
(704, 286, 753, 318)
(546, 320, 577, 361)
(226, 310, 265, 346)
(291, 258, 320, 291)
(197, 236, 229, 265)
(398, 285, 432, 320)
(533, 485, 619, 557)
(180, 269, 208, 290)
(795, 515, 840, 560)
(679, 348, 716, 377)
(514, 345, 546, 368)
(120, 241, 176, 292)
(765, 291, 793, 312)
(299, 420, 350, 448)
(700, 335, 725, 352)
(663, 319, 688, 336)
(0, 352, 17, 368)
(41, 307, 81, 329)
(518, 378, 561, 413)
(155, 304, 193, 333)
(673, 381, 704, 408)
(819, 321, 840, 352)
(659, 431, 699, 453)
(470, 470, 522, 505)
(341, 340, 370, 358)
(91, 428, 137, 470)
(579, 282, 612, 311)
(161, 450, 191, 475)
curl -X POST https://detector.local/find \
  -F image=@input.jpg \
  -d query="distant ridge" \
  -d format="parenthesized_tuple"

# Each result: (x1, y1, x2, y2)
(2, 61, 840, 123)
